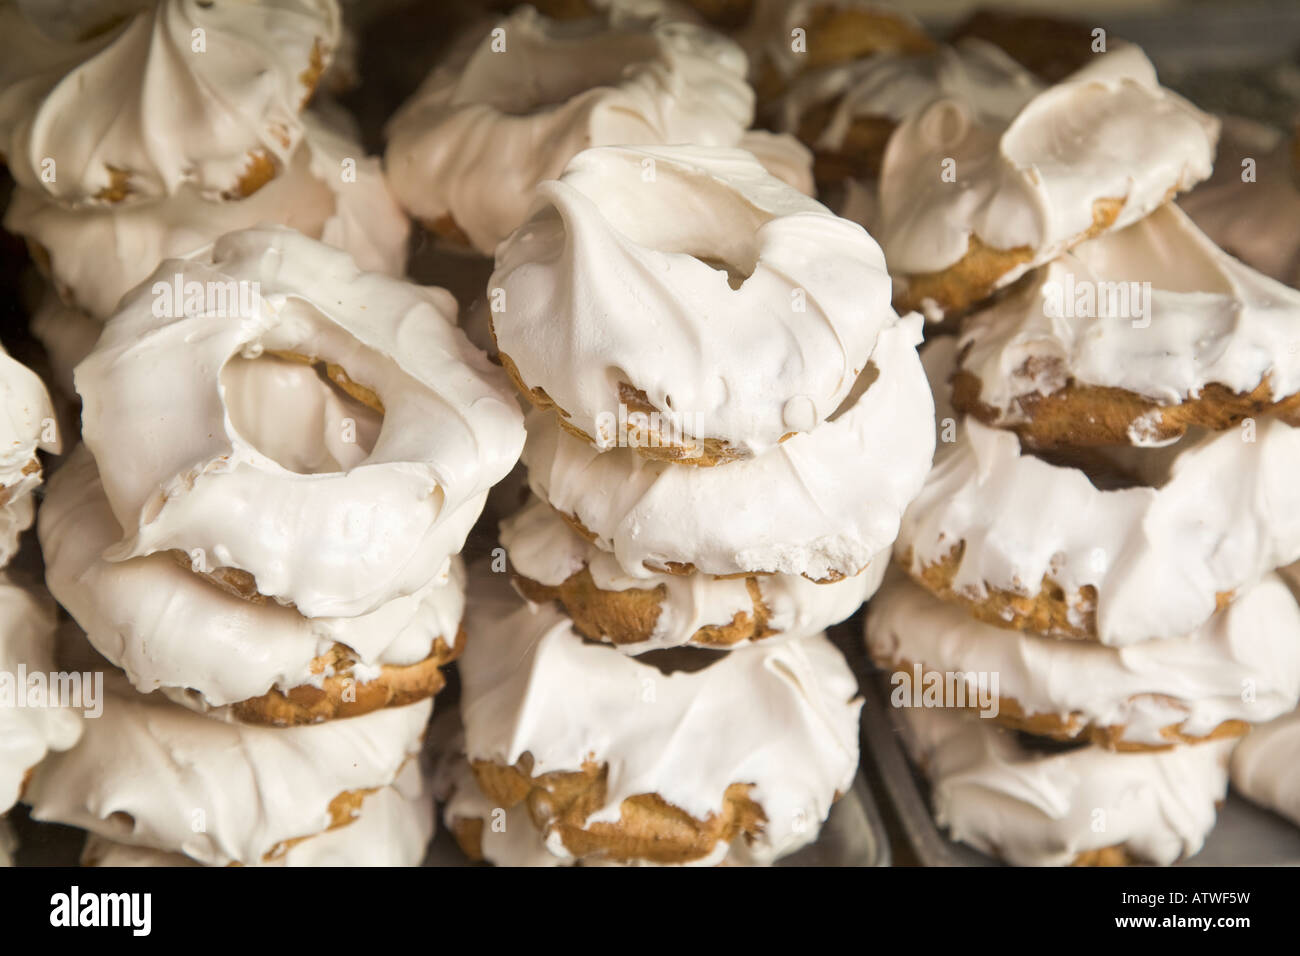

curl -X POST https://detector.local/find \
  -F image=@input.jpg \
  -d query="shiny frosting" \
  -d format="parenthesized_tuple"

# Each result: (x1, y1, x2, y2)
(868, 569, 1300, 747)
(5, 111, 411, 320)
(458, 572, 862, 865)
(775, 37, 1041, 150)
(959, 203, 1300, 429)
(1181, 118, 1300, 290)
(491, 145, 896, 456)
(0, 341, 59, 492)
(0, 0, 341, 206)
(878, 44, 1217, 301)
(26, 665, 432, 866)
(899, 707, 1234, 866)
(76, 227, 525, 618)
(503, 495, 886, 651)
(82, 760, 434, 866)
(523, 314, 934, 581)
(736, 130, 815, 196)
(28, 295, 101, 398)
(0, 575, 84, 813)
(40, 445, 465, 708)
(900, 342, 1300, 646)
(384, 5, 753, 253)
(1229, 706, 1300, 828)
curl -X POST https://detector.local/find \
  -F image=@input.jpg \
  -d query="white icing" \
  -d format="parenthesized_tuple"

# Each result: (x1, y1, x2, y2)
(0, 574, 84, 813)
(458, 571, 861, 865)
(5, 111, 410, 320)
(1230, 707, 1300, 828)
(0, 0, 341, 206)
(25, 663, 432, 867)
(40, 445, 465, 709)
(736, 130, 815, 196)
(384, 5, 753, 254)
(28, 295, 101, 399)
(958, 203, 1300, 420)
(867, 569, 1300, 747)
(878, 44, 1217, 304)
(523, 314, 934, 581)
(76, 226, 525, 618)
(491, 144, 896, 456)
(1181, 120, 1300, 290)
(898, 706, 1234, 866)
(503, 495, 885, 651)
(81, 759, 434, 866)
(0, 341, 59, 491)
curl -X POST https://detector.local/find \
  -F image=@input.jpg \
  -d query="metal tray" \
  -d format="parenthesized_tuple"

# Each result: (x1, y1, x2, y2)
(859, 671, 1300, 867)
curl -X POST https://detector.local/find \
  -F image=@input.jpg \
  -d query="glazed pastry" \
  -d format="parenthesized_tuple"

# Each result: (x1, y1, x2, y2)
(0, 0, 341, 206)
(774, 37, 1039, 184)
(898, 340, 1300, 646)
(878, 43, 1217, 318)
(0, 342, 59, 568)
(456, 573, 861, 866)
(0, 575, 83, 815)
(384, 5, 752, 253)
(490, 145, 898, 464)
(523, 315, 934, 583)
(952, 203, 1300, 448)
(867, 569, 1300, 750)
(6, 111, 411, 321)
(1229, 707, 1300, 829)
(898, 707, 1234, 866)
(1181, 118, 1300, 290)
(41, 445, 465, 724)
(27, 295, 99, 400)
(735, 0, 934, 104)
(504, 495, 887, 652)
(25, 661, 432, 867)
(75, 227, 525, 618)
(81, 760, 435, 866)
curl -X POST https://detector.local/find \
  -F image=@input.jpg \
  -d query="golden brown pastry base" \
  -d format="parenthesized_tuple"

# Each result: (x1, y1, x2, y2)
(230, 628, 464, 726)
(752, 4, 936, 103)
(0, 458, 42, 509)
(420, 214, 476, 250)
(878, 657, 1252, 752)
(896, 197, 1125, 318)
(515, 567, 776, 648)
(949, 10, 1099, 84)
(904, 544, 1234, 642)
(263, 784, 378, 862)
(951, 366, 1300, 449)
(470, 755, 766, 865)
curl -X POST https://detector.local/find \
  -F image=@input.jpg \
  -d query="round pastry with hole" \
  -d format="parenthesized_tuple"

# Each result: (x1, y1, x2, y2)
(0, 577, 83, 815)
(897, 707, 1234, 866)
(383, 4, 752, 254)
(867, 568, 1300, 750)
(0, 0, 340, 206)
(41, 445, 466, 725)
(952, 204, 1300, 448)
(25, 659, 432, 867)
(877, 43, 1217, 319)
(492, 145, 901, 464)
(1229, 706, 1300, 829)
(80, 759, 434, 867)
(504, 495, 887, 651)
(457, 573, 861, 866)
(5, 111, 410, 321)
(523, 314, 933, 582)
(75, 226, 525, 619)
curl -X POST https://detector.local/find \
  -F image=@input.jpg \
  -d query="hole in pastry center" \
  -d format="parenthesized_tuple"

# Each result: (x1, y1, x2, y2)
(631, 646, 729, 675)
(694, 255, 754, 291)
(220, 354, 382, 475)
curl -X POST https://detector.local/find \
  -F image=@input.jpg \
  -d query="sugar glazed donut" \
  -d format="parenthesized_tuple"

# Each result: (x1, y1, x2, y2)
(0, 0, 340, 206)
(384, 5, 753, 253)
(490, 145, 901, 465)
(952, 204, 1300, 448)
(455, 574, 861, 866)
(896, 707, 1234, 866)
(866, 569, 1300, 750)
(877, 44, 1217, 318)
(75, 226, 526, 618)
